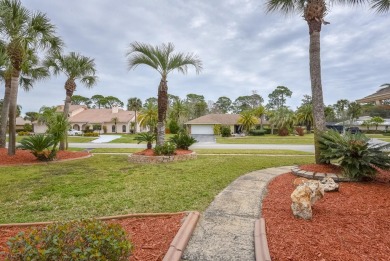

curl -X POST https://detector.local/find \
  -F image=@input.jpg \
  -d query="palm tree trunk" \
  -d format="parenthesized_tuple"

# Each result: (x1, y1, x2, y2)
(157, 77, 168, 145)
(0, 79, 11, 148)
(8, 71, 20, 155)
(60, 93, 72, 150)
(308, 20, 326, 163)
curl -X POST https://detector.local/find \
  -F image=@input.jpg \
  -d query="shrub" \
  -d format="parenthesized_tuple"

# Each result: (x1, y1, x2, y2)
(295, 127, 305, 136)
(278, 127, 289, 136)
(83, 132, 99, 137)
(220, 125, 231, 137)
(319, 130, 390, 181)
(168, 120, 180, 134)
(23, 123, 33, 132)
(248, 129, 266, 136)
(169, 130, 197, 150)
(7, 219, 132, 261)
(17, 134, 57, 161)
(213, 124, 221, 135)
(16, 131, 30, 136)
(154, 142, 176, 156)
(134, 132, 156, 149)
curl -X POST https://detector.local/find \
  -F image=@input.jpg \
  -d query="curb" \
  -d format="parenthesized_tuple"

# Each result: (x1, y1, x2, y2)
(254, 218, 271, 261)
(163, 211, 200, 261)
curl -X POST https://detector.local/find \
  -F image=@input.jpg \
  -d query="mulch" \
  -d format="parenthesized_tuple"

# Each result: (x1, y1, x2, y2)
(262, 164, 390, 261)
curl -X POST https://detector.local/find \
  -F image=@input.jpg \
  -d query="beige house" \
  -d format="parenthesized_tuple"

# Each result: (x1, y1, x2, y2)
(16, 117, 32, 131)
(185, 114, 243, 135)
(356, 86, 390, 105)
(34, 105, 144, 134)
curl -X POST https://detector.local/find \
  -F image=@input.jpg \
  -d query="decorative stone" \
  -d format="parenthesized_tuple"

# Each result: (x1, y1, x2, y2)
(293, 177, 309, 187)
(291, 181, 325, 220)
(320, 177, 339, 192)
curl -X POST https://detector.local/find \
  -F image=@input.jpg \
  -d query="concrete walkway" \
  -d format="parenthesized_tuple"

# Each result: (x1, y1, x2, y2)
(182, 166, 293, 261)
(90, 135, 121, 143)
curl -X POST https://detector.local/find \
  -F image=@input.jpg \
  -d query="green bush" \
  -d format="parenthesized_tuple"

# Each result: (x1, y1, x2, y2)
(169, 130, 197, 150)
(83, 132, 99, 137)
(17, 134, 57, 161)
(213, 124, 221, 135)
(220, 125, 231, 137)
(7, 219, 132, 261)
(154, 142, 176, 156)
(248, 129, 266, 136)
(23, 123, 33, 132)
(319, 130, 390, 181)
(16, 131, 30, 136)
(168, 120, 180, 134)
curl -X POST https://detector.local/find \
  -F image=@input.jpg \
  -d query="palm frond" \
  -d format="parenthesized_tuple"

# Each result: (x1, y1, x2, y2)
(265, 0, 304, 14)
(371, 0, 389, 13)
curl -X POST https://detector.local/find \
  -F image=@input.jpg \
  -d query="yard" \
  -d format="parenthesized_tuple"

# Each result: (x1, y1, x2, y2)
(0, 154, 313, 223)
(216, 133, 315, 144)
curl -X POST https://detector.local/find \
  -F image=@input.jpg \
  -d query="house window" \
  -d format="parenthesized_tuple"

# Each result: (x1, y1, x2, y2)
(122, 125, 126, 133)
(112, 125, 116, 133)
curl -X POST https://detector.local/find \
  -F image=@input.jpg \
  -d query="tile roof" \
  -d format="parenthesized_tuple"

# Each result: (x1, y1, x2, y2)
(16, 117, 31, 125)
(185, 114, 242, 125)
(56, 105, 87, 113)
(356, 86, 390, 103)
(70, 108, 135, 124)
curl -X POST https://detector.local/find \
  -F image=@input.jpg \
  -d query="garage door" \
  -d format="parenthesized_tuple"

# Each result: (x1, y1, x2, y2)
(191, 125, 214, 135)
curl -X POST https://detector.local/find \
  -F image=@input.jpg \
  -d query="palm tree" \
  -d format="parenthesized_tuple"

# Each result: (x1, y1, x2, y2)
(127, 97, 142, 133)
(0, 0, 62, 155)
(0, 47, 49, 148)
(269, 107, 296, 136)
(44, 52, 97, 150)
(296, 104, 314, 133)
(238, 111, 259, 134)
(347, 102, 362, 125)
(252, 105, 266, 129)
(265, 0, 388, 162)
(169, 98, 189, 125)
(138, 102, 158, 132)
(371, 116, 384, 131)
(126, 42, 202, 145)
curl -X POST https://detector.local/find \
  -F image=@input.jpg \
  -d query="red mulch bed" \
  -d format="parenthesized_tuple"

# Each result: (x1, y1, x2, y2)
(133, 149, 193, 156)
(0, 214, 185, 261)
(262, 164, 390, 261)
(299, 163, 343, 174)
(0, 149, 186, 260)
(0, 148, 90, 165)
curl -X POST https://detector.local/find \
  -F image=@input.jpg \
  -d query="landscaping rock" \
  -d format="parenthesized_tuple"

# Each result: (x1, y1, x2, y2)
(293, 177, 309, 187)
(320, 177, 339, 192)
(291, 181, 325, 220)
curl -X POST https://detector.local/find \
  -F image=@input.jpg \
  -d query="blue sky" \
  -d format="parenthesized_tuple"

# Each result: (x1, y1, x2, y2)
(6, 0, 390, 114)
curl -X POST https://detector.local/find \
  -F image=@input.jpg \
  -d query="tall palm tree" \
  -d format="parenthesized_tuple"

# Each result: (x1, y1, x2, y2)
(0, 47, 49, 148)
(0, 0, 62, 155)
(127, 97, 142, 133)
(44, 52, 97, 150)
(126, 42, 202, 145)
(265, 0, 387, 162)
(138, 102, 158, 132)
(296, 103, 314, 133)
(252, 105, 266, 129)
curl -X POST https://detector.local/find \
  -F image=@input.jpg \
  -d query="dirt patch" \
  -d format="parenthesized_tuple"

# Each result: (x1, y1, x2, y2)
(0, 148, 90, 166)
(262, 172, 390, 261)
(0, 214, 185, 261)
(133, 149, 193, 156)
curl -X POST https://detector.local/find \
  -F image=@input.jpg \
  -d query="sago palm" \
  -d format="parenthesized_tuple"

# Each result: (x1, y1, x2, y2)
(0, 0, 62, 155)
(265, 0, 388, 162)
(126, 42, 202, 145)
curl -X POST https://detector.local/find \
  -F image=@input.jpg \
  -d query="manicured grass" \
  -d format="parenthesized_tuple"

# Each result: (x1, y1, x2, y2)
(15, 136, 97, 143)
(109, 134, 175, 143)
(0, 154, 313, 223)
(216, 134, 315, 144)
(90, 148, 141, 153)
(365, 134, 390, 142)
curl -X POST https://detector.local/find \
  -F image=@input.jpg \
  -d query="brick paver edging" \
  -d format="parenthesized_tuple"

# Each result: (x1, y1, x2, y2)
(291, 166, 353, 182)
(254, 218, 271, 261)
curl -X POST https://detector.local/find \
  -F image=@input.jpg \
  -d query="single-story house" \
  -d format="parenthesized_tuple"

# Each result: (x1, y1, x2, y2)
(33, 105, 145, 134)
(356, 85, 390, 105)
(185, 114, 244, 135)
(16, 117, 32, 131)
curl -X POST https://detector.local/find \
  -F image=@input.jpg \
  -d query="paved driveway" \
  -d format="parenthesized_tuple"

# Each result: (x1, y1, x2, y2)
(91, 135, 121, 143)
(191, 134, 216, 143)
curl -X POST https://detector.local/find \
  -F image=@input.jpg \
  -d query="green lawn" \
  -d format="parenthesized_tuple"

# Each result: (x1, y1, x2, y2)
(109, 134, 175, 143)
(365, 134, 390, 142)
(14, 136, 97, 143)
(216, 134, 315, 144)
(88, 148, 312, 155)
(0, 154, 313, 223)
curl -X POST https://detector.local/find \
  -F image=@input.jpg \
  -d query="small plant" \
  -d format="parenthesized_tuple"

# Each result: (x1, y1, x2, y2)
(220, 125, 231, 137)
(169, 130, 197, 150)
(17, 134, 57, 161)
(83, 132, 99, 137)
(6, 219, 132, 261)
(154, 142, 176, 156)
(16, 131, 30, 136)
(134, 132, 156, 149)
(319, 130, 390, 180)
